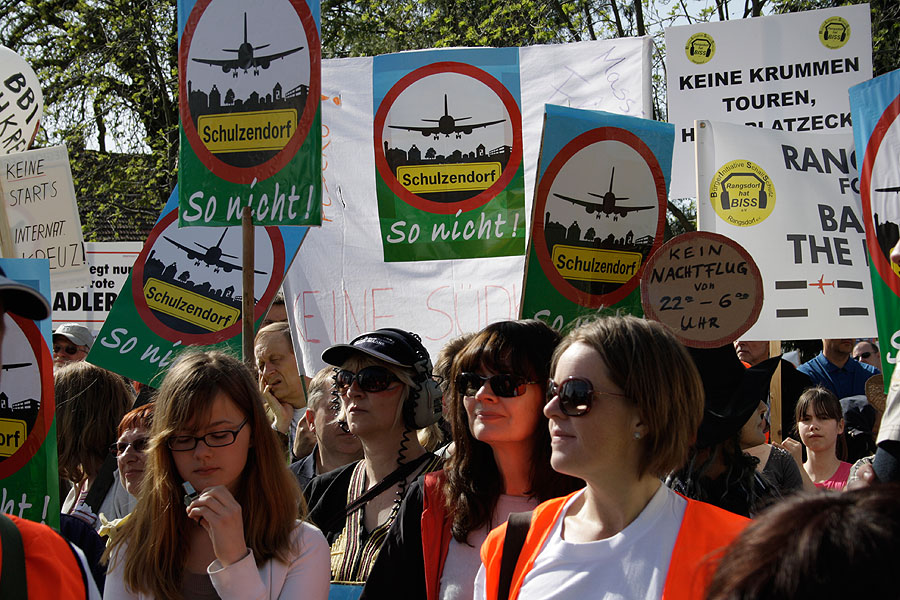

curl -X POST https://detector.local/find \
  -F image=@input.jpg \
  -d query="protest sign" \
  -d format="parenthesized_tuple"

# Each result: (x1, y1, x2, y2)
(88, 187, 307, 386)
(849, 68, 900, 383)
(0, 145, 88, 287)
(374, 48, 525, 261)
(0, 258, 58, 526)
(284, 39, 653, 370)
(51, 242, 142, 336)
(177, 0, 321, 227)
(696, 119, 875, 339)
(641, 231, 763, 348)
(520, 105, 671, 332)
(666, 5, 872, 199)
(0, 46, 42, 155)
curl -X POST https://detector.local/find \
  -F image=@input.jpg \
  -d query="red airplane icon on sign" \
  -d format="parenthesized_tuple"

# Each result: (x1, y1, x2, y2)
(809, 275, 835, 294)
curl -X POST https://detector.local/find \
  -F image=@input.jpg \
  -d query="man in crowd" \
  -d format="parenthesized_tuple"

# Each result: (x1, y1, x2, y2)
(255, 321, 316, 460)
(853, 340, 882, 370)
(733, 339, 812, 440)
(290, 367, 363, 489)
(799, 338, 879, 399)
(262, 290, 287, 328)
(53, 323, 93, 369)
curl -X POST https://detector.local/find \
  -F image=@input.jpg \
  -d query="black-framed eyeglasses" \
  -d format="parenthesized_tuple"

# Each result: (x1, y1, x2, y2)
(333, 366, 399, 393)
(109, 437, 149, 456)
(457, 372, 537, 398)
(53, 343, 82, 356)
(855, 352, 873, 360)
(546, 377, 628, 417)
(166, 419, 248, 452)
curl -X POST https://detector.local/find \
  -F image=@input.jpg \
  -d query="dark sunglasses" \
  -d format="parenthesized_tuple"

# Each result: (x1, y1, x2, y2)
(333, 366, 399, 393)
(546, 377, 628, 417)
(456, 372, 536, 398)
(855, 352, 873, 360)
(109, 438, 149, 456)
(53, 343, 81, 356)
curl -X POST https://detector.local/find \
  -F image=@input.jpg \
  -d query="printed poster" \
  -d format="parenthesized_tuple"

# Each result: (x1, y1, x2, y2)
(0, 258, 58, 526)
(520, 104, 671, 331)
(88, 187, 307, 386)
(850, 68, 900, 383)
(177, 0, 322, 227)
(666, 4, 872, 198)
(373, 48, 525, 261)
(696, 120, 875, 339)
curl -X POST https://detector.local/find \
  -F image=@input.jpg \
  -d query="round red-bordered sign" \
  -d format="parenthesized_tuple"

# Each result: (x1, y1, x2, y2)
(373, 62, 523, 215)
(132, 210, 285, 344)
(0, 315, 54, 479)
(179, 0, 321, 184)
(533, 127, 667, 307)
(860, 91, 900, 298)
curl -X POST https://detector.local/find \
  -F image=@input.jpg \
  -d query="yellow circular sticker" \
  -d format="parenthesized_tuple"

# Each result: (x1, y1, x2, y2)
(819, 17, 850, 49)
(685, 33, 715, 64)
(709, 160, 776, 227)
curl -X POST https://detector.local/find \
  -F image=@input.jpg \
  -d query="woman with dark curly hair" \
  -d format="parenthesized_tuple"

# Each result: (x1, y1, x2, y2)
(362, 319, 580, 600)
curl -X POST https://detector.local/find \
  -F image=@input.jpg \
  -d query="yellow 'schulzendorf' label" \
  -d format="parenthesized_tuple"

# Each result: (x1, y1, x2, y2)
(0, 418, 26, 457)
(199, 109, 297, 153)
(552, 245, 642, 283)
(144, 278, 240, 331)
(397, 162, 502, 193)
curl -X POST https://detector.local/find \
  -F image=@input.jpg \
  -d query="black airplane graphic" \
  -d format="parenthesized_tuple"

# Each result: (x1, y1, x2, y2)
(191, 13, 304, 77)
(163, 230, 267, 275)
(1, 363, 30, 371)
(876, 186, 900, 193)
(388, 95, 505, 140)
(553, 168, 654, 221)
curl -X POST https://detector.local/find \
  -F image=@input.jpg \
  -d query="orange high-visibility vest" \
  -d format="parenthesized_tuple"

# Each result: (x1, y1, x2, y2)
(480, 491, 749, 600)
(1, 515, 87, 599)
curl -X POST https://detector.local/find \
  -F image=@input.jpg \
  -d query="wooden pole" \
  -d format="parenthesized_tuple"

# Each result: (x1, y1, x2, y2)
(769, 340, 783, 443)
(242, 206, 254, 364)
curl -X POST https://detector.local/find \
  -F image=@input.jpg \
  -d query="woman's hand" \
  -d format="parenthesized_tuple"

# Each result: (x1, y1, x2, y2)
(186, 485, 248, 567)
(774, 437, 803, 468)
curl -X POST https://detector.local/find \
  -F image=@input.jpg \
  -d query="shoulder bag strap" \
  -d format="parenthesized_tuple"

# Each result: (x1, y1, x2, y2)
(497, 511, 533, 600)
(0, 514, 27, 600)
(84, 453, 118, 513)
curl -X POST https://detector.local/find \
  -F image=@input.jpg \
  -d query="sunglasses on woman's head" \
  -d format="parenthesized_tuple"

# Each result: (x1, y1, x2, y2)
(456, 372, 536, 398)
(546, 377, 628, 417)
(333, 366, 399, 393)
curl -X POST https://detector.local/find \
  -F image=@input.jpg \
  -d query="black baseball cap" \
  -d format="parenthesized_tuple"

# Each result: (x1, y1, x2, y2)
(0, 265, 50, 320)
(322, 328, 425, 368)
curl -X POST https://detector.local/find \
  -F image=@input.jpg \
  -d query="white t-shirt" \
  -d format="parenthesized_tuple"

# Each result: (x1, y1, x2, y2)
(474, 484, 687, 600)
(438, 494, 537, 600)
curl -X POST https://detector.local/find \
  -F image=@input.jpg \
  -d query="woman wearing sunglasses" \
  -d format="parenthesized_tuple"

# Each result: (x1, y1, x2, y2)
(476, 316, 750, 600)
(361, 319, 580, 600)
(104, 351, 329, 600)
(304, 328, 444, 586)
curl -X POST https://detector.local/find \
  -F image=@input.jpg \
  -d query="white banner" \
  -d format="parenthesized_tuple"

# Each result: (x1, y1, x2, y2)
(0, 45, 42, 155)
(697, 119, 876, 340)
(666, 5, 872, 199)
(51, 242, 142, 336)
(0, 145, 89, 287)
(284, 39, 652, 372)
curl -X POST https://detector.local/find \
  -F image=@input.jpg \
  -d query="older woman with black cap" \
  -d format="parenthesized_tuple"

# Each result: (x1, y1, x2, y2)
(305, 328, 444, 586)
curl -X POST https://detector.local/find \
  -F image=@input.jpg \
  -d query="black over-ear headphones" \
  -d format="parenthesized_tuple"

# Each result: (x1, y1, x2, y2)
(375, 328, 443, 429)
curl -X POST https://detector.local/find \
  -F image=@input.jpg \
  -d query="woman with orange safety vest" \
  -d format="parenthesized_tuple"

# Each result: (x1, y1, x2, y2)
(476, 316, 750, 600)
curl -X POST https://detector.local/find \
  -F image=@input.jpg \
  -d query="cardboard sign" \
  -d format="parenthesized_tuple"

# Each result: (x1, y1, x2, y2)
(520, 105, 671, 331)
(88, 187, 307, 386)
(177, 0, 322, 227)
(284, 38, 653, 370)
(0, 145, 88, 287)
(51, 242, 142, 336)
(0, 258, 59, 526)
(641, 231, 763, 348)
(666, 5, 872, 198)
(849, 68, 900, 384)
(374, 48, 525, 262)
(0, 46, 42, 155)
(696, 120, 875, 339)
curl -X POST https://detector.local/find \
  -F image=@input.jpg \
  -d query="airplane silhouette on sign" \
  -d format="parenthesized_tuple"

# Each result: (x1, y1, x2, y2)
(191, 13, 304, 78)
(876, 186, 900, 193)
(163, 230, 267, 275)
(1, 363, 30, 371)
(388, 94, 505, 140)
(809, 275, 835, 294)
(553, 168, 654, 222)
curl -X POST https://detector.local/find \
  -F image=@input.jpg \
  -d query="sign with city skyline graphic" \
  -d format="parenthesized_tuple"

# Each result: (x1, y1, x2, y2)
(373, 48, 525, 261)
(177, 0, 321, 227)
(521, 105, 671, 331)
(88, 187, 307, 386)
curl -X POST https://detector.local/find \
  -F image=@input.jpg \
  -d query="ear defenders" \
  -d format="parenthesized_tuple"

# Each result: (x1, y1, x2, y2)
(372, 328, 443, 430)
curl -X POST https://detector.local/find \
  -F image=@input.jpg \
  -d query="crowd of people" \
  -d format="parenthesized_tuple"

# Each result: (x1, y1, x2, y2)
(0, 259, 898, 598)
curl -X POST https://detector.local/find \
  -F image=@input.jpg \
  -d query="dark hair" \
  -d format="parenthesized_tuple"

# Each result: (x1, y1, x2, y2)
(444, 319, 580, 542)
(707, 484, 900, 599)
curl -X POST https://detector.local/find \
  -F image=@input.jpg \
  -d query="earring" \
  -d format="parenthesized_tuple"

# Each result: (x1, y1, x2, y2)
(633, 432, 642, 440)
